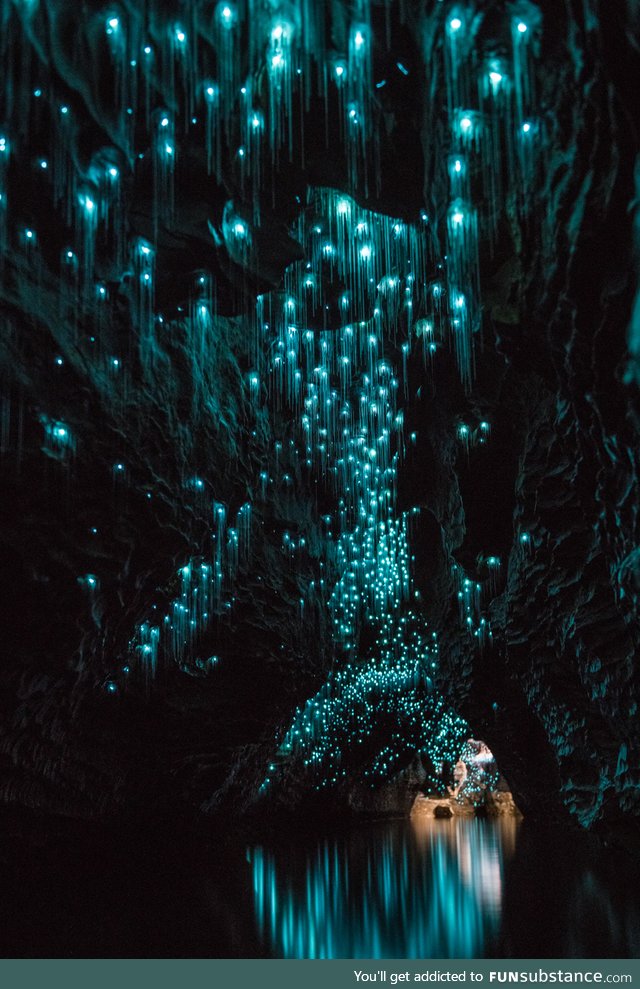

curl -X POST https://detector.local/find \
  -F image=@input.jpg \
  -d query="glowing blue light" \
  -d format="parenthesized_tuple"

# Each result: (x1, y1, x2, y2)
(175, 28, 186, 43)
(360, 245, 372, 261)
(218, 3, 235, 26)
(108, 166, 118, 179)
(517, 21, 528, 33)
(39, 159, 47, 169)
(60, 105, 68, 115)
(160, 116, 169, 128)
(522, 121, 532, 133)
(271, 22, 291, 42)
(450, 17, 462, 31)
(353, 29, 365, 49)
(233, 220, 247, 238)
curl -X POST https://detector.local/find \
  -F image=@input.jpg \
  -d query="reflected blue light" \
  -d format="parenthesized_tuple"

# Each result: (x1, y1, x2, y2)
(248, 818, 517, 958)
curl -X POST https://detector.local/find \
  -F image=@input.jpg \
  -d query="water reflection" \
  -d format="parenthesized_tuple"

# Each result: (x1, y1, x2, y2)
(2, 815, 639, 956)
(248, 817, 518, 958)
(497, 825, 640, 959)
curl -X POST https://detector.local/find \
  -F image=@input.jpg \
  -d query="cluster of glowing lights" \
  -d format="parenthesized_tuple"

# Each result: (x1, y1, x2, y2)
(263, 611, 469, 792)
(0, 0, 543, 779)
(131, 503, 252, 678)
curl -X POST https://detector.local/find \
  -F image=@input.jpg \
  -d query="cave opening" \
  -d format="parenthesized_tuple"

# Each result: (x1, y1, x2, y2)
(411, 737, 521, 821)
(1, 0, 640, 962)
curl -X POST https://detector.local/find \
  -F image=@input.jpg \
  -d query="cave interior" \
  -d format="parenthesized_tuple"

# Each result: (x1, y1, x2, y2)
(1, 0, 640, 958)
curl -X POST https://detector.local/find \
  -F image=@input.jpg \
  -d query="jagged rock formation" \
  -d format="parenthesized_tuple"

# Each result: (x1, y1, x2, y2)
(399, 2, 640, 842)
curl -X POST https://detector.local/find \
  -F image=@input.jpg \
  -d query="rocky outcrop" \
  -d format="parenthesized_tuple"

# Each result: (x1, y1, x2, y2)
(411, 793, 521, 820)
